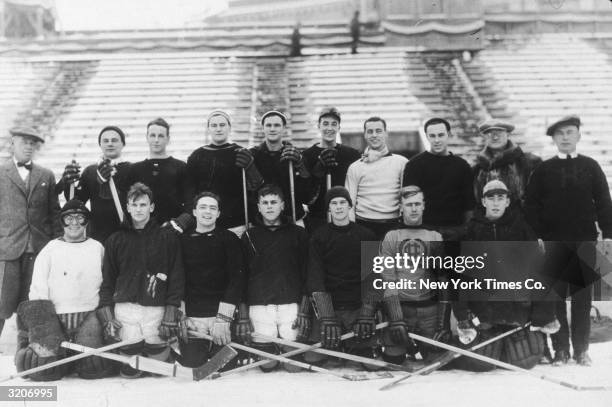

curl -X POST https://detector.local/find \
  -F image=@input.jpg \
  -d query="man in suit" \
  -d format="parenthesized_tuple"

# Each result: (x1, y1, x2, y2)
(0, 127, 61, 336)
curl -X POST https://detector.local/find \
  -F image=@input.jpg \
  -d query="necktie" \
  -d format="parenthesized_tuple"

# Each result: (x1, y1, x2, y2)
(17, 162, 32, 170)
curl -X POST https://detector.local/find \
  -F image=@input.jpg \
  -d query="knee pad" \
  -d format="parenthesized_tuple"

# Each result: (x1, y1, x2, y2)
(15, 347, 66, 381)
(451, 330, 503, 372)
(502, 329, 544, 370)
(144, 344, 172, 362)
(252, 342, 279, 372)
(76, 355, 118, 379)
(178, 339, 210, 368)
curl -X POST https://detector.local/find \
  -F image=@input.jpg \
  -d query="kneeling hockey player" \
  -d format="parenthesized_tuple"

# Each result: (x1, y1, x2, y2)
(15, 199, 115, 380)
(453, 180, 558, 371)
(97, 183, 185, 378)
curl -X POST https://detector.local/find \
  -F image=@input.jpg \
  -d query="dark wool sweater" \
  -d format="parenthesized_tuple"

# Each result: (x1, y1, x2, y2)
(186, 143, 250, 229)
(472, 142, 541, 210)
(100, 219, 184, 308)
(68, 161, 131, 243)
(465, 209, 536, 242)
(525, 155, 612, 240)
(127, 157, 189, 224)
(307, 222, 376, 309)
(180, 228, 245, 317)
(241, 216, 309, 305)
(403, 151, 475, 227)
(302, 143, 361, 219)
(250, 142, 314, 220)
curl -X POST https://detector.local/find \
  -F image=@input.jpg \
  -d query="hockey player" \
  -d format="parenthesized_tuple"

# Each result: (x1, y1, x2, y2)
(97, 183, 185, 378)
(345, 117, 408, 239)
(59, 126, 131, 242)
(453, 180, 557, 371)
(525, 115, 612, 366)
(379, 186, 449, 366)
(235, 184, 310, 372)
(127, 118, 189, 225)
(178, 191, 245, 368)
(306, 186, 379, 367)
(249, 110, 314, 226)
(403, 118, 474, 241)
(15, 199, 114, 380)
(0, 127, 61, 337)
(302, 107, 361, 233)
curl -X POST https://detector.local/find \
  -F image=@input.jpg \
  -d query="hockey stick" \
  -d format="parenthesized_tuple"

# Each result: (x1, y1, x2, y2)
(394, 331, 612, 391)
(326, 173, 332, 223)
(189, 331, 384, 381)
(62, 342, 237, 381)
(109, 177, 124, 223)
(0, 337, 143, 382)
(288, 161, 296, 223)
(379, 324, 529, 391)
(211, 322, 390, 378)
(242, 168, 249, 230)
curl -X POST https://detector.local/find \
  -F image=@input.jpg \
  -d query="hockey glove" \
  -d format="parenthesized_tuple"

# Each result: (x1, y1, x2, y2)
(384, 295, 411, 346)
(456, 319, 478, 345)
(96, 306, 122, 343)
(312, 148, 338, 177)
(352, 301, 377, 340)
(281, 143, 310, 178)
(212, 302, 236, 346)
(162, 213, 195, 235)
(432, 301, 452, 343)
(159, 305, 182, 341)
(312, 292, 341, 349)
(292, 295, 312, 342)
(96, 159, 114, 183)
(235, 148, 255, 169)
(233, 303, 253, 344)
(62, 160, 81, 184)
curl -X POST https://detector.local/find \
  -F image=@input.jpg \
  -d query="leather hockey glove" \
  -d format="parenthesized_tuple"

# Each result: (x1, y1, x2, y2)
(384, 295, 412, 346)
(235, 148, 255, 169)
(62, 160, 81, 184)
(96, 159, 114, 183)
(312, 148, 338, 178)
(162, 213, 195, 235)
(96, 306, 122, 343)
(312, 292, 341, 349)
(352, 301, 377, 340)
(212, 302, 236, 346)
(159, 305, 182, 341)
(233, 303, 253, 344)
(292, 295, 312, 342)
(432, 301, 452, 343)
(280, 143, 310, 178)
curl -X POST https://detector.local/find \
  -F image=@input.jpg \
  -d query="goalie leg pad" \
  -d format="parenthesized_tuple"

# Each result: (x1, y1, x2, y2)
(502, 329, 544, 370)
(73, 312, 117, 379)
(16, 346, 66, 381)
(17, 300, 65, 357)
(451, 329, 503, 372)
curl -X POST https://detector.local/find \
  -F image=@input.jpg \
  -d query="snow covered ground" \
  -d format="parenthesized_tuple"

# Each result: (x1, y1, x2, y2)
(1, 342, 611, 407)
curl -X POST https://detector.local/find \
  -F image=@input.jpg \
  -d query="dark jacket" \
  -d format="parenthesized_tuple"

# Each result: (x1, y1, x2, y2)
(241, 216, 309, 306)
(473, 142, 541, 210)
(100, 219, 184, 308)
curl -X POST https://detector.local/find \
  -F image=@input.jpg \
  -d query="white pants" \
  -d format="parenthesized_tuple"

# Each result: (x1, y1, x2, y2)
(114, 302, 165, 345)
(188, 316, 216, 335)
(249, 303, 298, 343)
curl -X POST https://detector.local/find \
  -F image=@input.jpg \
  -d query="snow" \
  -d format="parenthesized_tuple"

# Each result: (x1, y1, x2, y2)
(1, 342, 611, 407)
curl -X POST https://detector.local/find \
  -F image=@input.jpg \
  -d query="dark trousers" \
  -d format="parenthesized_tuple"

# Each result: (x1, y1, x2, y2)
(547, 242, 596, 354)
(0, 253, 36, 336)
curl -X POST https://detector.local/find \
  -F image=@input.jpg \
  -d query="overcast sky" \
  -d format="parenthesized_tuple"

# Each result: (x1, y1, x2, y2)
(55, 0, 229, 31)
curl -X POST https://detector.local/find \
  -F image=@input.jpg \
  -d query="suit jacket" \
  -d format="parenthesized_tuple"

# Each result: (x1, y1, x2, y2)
(0, 159, 62, 260)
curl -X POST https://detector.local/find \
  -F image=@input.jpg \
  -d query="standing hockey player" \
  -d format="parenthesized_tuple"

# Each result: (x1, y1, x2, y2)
(98, 183, 185, 378)
(345, 117, 407, 239)
(128, 118, 189, 224)
(306, 186, 379, 367)
(178, 191, 245, 368)
(379, 186, 449, 365)
(0, 126, 61, 337)
(302, 107, 361, 233)
(15, 200, 114, 380)
(525, 115, 612, 366)
(403, 118, 474, 240)
(59, 126, 131, 242)
(250, 111, 314, 226)
(235, 184, 310, 372)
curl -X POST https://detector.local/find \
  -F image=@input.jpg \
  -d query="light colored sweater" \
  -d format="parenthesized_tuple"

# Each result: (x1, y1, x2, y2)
(29, 238, 104, 314)
(345, 154, 408, 221)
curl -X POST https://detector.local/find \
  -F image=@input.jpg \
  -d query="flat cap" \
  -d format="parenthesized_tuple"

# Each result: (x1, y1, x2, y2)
(9, 126, 44, 143)
(318, 106, 341, 123)
(483, 180, 509, 197)
(478, 120, 514, 134)
(546, 115, 581, 136)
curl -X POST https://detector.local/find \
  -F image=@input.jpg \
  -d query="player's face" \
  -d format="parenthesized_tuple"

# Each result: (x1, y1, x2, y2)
(401, 193, 425, 226)
(147, 125, 169, 155)
(552, 125, 580, 154)
(318, 116, 340, 144)
(328, 197, 350, 224)
(62, 214, 87, 241)
(99, 130, 124, 159)
(484, 129, 509, 151)
(207, 115, 230, 145)
(364, 121, 387, 150)
(482, 194, 509, 220)
(127, 195, 154, 227)
(193, 196, 220, 229)
(258, 194, 284, 224)
(262, 116, 285, 144)
(426, 123, 449, 155)
(11, 135, 40, 163)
